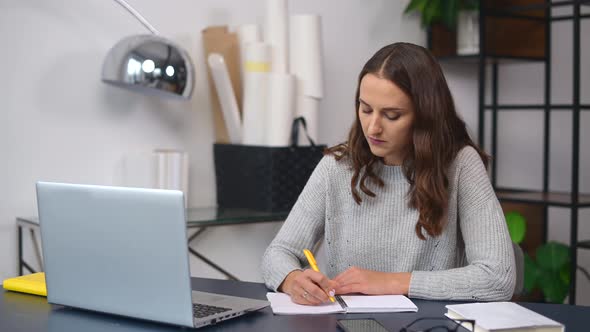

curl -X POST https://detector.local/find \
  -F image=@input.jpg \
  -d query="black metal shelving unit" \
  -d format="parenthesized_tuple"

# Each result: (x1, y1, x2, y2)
(429, 0, 589, 304)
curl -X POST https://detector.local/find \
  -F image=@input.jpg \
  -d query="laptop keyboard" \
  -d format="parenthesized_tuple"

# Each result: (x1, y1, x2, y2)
(192, 303, 232, 318)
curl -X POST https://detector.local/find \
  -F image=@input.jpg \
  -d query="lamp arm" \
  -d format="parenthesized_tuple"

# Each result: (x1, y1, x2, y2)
(113, 0, 159, 35)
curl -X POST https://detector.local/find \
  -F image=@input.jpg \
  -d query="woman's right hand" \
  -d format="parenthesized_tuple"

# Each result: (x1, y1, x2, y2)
(279, 269, 338, 305)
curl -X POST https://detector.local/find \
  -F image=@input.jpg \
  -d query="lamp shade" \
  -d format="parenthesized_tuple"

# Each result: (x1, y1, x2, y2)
(102, 34, 194, 99)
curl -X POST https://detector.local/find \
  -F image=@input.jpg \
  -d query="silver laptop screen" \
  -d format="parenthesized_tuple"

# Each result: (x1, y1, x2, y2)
(37, 182, 194, 327)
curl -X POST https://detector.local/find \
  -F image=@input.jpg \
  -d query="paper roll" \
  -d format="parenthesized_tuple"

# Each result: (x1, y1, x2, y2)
(155, 149, 189, 207)
(157, 152, 168, 189)
(243, 43, 271, 145)
(290, 14, 324, 98)
(265, 0, 289, 73)
(182, 154, 189, 207)
(244, 42, 272, 72)
(167, 152, 182, 191)
(236, 24, 262, 89)
(295, 93, 320, 145)
(237, 24, 262, 46)
(266, 73, 295, 146)
(202, 26, 242, 143)
(208, 53, 243, 144)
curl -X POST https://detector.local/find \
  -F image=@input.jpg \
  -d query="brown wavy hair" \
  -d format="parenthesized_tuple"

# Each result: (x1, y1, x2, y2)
(326, 42, 489, 240)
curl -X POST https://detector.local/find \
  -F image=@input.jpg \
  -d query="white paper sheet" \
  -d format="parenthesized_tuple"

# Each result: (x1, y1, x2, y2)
(341, 294, 417, 313)
(266, 292, 344, 315)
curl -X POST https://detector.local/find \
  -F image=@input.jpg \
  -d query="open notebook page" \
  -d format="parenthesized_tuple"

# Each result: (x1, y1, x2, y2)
(266, 292, 344, 315)
(266, 292, 418, 315)
(341, 294, 418, 313)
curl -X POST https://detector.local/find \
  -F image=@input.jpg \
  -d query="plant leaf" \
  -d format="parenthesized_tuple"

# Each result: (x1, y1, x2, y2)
(461, 0, 480, 11)
(538, 269, 569, 303)
(524, 253, 539, 292)
(404, 0, 429, 14)
(442, 0, 459, 29)
(422, 0, 443, 28)
(505, 211, 527, 244)
(536, 242, 570, 271)
(560, 263, 571, 285)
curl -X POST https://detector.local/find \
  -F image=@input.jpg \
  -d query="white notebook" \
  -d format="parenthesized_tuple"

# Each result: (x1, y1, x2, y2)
(266, 292, 418, 315)
(445, 302, 564, 332)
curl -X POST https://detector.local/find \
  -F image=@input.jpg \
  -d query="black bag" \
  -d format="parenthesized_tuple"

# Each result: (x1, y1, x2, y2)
(214, 117, 326, 212)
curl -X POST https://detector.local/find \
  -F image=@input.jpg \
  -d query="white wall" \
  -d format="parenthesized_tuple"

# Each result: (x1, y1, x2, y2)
(1, 0, 588, 304)
(0, 0, 422, 282)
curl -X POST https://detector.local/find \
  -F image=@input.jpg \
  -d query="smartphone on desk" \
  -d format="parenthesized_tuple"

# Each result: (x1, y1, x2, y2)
(336, 318, 389, 332)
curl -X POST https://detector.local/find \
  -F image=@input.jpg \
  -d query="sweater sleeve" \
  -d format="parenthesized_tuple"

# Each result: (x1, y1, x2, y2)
(260, 156, 332, 291)
(409, 147, 516, 301)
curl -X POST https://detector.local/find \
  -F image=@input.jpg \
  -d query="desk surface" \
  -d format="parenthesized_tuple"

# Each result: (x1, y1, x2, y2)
(1, 277, 588, 332)
(17, 207, 288, 228)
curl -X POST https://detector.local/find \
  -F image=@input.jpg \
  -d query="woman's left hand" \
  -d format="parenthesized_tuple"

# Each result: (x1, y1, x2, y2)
(333, 267, 411, 295)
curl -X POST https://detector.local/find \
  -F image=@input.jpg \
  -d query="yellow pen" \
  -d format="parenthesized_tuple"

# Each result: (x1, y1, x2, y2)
(303, 249, 336, 303)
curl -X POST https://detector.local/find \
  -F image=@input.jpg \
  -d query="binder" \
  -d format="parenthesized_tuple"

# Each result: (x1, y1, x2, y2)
(2, 272, 47, 297)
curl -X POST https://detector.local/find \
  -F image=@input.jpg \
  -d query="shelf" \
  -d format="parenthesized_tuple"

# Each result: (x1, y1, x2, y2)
(436, 54, 546, 64)
(430, 1, 546, 60)
(430, 0, 589, 60)
(467, 0, 588, 306)
(552, 14, 590, 21)
(485, 0, 590, 21)
(483, 104, 590, 110)
(487, 0, 590, 14)
(496, 189, 590, 207)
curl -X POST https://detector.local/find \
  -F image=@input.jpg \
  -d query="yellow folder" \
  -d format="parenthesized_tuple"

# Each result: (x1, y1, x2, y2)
(2, 272, 47, 296)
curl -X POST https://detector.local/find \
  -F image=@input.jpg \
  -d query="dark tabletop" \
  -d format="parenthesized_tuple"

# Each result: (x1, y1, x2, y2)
(1, 277, 588, 332)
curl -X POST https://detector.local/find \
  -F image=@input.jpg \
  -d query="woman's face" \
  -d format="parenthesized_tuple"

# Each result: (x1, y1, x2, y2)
(358, 73, 415, 166)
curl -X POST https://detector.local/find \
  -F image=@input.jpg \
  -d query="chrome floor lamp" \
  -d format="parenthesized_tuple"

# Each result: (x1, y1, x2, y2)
(101, 0, 194, 99)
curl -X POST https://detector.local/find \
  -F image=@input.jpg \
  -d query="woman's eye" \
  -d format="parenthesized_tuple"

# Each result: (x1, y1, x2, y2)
(361, 108, 372, 114)
(386, 114, 401, 121)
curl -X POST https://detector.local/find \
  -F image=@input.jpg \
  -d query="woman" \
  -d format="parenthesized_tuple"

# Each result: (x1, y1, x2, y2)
(261, 42, 515, 305)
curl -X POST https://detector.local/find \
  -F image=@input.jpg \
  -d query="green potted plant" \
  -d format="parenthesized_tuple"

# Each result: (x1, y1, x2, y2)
(404, 0, 480, 55)
(524, 241, 571, 303)
(505, 211, 590, 303)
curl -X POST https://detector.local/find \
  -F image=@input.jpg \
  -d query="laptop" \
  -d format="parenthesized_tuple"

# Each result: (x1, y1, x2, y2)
(36, 181, 269, 328)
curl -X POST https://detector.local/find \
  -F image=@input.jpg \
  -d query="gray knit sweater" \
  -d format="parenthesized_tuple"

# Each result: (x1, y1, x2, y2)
(261, 146, 516, 301)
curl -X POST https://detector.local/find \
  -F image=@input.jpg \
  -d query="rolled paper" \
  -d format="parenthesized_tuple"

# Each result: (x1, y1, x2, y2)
(243, 43, 272, 145)
(154, 149, 189, 207)
(236, 24, 262, 90)
(265, 0, 289, 73)
(294, 93, 320, 145)
(156, 151, 168, 189)
(181, 153, 189, 207)
(266, 73, 295, 146)
(289, 14, 323, 98)
(167, 152, 182, 192)
(208, 53, 243, 144)
(237, 24, 262, 47)
(245, 61, 270, 72)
